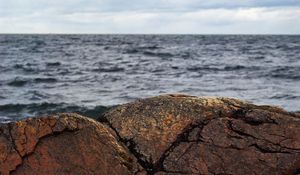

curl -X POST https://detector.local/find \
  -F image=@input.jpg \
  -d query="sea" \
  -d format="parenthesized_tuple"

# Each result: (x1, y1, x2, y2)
(0, 35, 299, 122)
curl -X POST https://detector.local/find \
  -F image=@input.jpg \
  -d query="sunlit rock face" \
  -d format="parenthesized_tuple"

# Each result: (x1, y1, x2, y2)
(1, 95, 300, 175)
(101, 94, 300, 175)
(0, 113, 139, 175)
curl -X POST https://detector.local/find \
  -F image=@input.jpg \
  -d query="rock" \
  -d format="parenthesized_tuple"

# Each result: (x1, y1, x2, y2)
(0, 113, 139, 175)
(1, 95, 300, 175)
(101, 94, 300, 175)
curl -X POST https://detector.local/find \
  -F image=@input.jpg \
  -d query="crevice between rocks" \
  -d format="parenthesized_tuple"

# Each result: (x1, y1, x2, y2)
(99, 116, 210, 175)
(99, 117, 154, 174)
(97, 101, 300, 175)
(7, 123, 22, 160)
(99, 112, 285, 174)
(8, 127, 80, 175)
(152, 121, 207, 174)
(227, 120, 299, 155)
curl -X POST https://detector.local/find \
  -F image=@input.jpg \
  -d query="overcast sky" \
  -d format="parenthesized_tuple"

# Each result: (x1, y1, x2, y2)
(0, 0, 300, 34)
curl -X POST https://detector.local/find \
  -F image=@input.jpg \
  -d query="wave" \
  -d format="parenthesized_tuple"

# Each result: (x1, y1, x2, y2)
(138, 45, 161, 50)
(7, 77, 58, 86)
(269, 66, 300, 80)
(27, 90, 50, 101)
(1, 34, 300, 118)
(125, 49, 139, 54)
(124, 45, 162, 54)
(249, 56, 265, 60)
(19, 39, 46, 53)
(187, 66, 220, 72)
(187, 65, 251, 72)
(142, 51, 174, 58)
(92, 67, 125, 72)
(13, 64, 36, 72)
(34, 78, 58, 83)
(46, 62, 61, 66)
(0, 103, 112, 122)
(7, 78, 28, 87)
(124, 47, 174, 58)
(270, 94, 300, 100)
(224, 65, 247, 71)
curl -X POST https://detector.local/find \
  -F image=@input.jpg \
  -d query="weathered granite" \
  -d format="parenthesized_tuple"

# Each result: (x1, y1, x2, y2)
(101, 94, 300, 175)
(1, 95, 300, 175)
(0, 113, 139, 175)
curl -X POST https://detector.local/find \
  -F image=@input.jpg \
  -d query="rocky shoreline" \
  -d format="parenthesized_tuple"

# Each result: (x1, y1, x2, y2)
(1, 94, 300, 175)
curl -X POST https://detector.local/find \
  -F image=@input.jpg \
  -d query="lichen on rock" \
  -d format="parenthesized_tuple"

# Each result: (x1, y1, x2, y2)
(0, 113, 139, 175)
(101, 94, 300, 175)
(1, 95, 300, 175)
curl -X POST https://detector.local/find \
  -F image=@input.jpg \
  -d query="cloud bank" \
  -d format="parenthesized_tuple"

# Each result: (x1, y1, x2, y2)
(0, 0, 300, 34)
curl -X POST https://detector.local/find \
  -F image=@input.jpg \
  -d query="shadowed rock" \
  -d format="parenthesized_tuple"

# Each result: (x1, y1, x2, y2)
(0, 113, 140, 175)
(101, 94, 300, 175)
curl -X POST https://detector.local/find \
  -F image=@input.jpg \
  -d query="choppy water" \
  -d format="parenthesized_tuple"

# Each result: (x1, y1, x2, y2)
(0, 35, 300, 122)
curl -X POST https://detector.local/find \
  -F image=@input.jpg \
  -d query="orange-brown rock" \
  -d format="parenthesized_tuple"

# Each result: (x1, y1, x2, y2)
(101, 94, 300, 175)
(0, 113, 139, 175)
(1, 95, 300, 175)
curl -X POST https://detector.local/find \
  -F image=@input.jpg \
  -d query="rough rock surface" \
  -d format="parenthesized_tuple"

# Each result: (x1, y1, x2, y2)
(0, 113, 139, 175)
(101, 94, 300, 175)
(0, 95, 300, 175)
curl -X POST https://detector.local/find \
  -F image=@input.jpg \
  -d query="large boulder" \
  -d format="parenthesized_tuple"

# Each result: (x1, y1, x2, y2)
(101, 94, 300, 175)
(0, 113, 140, 175)
(0, 95, 299, 175)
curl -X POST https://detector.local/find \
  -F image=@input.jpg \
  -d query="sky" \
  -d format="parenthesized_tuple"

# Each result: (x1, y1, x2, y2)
(0, 0, 300, 34)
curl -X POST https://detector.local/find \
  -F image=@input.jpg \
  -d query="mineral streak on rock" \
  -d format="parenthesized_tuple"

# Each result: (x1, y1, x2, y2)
(0, 95, 300, 175)
(101, 94, 300, 175)
(0, 113, 139, 175)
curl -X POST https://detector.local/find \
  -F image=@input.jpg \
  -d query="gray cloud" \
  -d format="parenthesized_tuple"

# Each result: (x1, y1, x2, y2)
(0, 0, 300, 34)
(1, 0, 300, 14)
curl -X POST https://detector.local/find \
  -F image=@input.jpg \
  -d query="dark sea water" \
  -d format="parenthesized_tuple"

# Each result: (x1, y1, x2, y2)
(0, 35, 299, 122)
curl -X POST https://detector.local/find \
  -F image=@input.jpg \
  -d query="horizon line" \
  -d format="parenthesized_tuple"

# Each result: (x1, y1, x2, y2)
(0, 33, 300, 35)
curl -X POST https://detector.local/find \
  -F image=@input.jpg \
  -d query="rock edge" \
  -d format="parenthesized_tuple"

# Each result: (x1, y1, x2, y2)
(1, 95, 299, 175)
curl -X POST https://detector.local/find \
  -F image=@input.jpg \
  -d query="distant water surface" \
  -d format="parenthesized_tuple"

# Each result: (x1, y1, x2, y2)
(0, 35, 299, 122)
